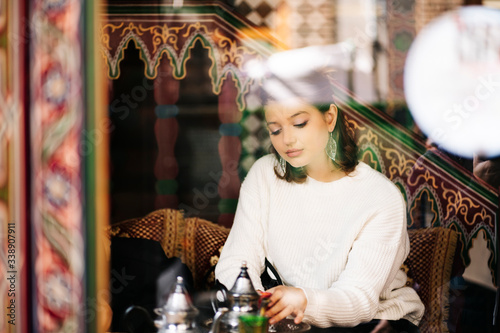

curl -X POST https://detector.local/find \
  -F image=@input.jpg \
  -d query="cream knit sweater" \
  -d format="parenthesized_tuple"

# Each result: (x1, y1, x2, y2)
(215, 155, 424, 328)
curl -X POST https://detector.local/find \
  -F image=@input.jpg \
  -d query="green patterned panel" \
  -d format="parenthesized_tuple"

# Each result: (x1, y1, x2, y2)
(409, 187, 440, 228)
(359, 146, 383, 173)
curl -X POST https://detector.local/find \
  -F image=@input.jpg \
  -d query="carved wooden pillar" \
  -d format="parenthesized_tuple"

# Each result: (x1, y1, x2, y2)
(154, 60, 180, 209)
(218, 74, 242, 227)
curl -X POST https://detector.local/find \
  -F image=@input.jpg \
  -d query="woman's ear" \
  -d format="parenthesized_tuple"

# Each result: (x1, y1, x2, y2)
(325, 104, 338, 132)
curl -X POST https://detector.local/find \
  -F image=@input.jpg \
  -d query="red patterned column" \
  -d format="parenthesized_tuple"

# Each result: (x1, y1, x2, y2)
(217, 74, 242, 228)
(154, 60, 180, 209)
(30, 0, 85, 331)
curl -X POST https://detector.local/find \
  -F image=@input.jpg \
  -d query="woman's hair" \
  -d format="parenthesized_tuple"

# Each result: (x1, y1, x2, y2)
(270, 104, 359, 183)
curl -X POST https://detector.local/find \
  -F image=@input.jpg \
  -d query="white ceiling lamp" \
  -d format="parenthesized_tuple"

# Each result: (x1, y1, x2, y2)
(404, 6, 500, 158)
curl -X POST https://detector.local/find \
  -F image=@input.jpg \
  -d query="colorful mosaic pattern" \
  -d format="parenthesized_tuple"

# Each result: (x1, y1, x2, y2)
(30, 0, 86, 331)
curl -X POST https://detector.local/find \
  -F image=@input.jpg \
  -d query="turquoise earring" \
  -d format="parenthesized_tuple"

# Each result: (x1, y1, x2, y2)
(326, 132, 337, 161)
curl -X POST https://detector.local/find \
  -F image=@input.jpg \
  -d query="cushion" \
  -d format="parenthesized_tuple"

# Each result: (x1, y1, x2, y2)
(108, 208, 185, 259)
(405, 227, 458, 333)
(183, 217, 230, 290)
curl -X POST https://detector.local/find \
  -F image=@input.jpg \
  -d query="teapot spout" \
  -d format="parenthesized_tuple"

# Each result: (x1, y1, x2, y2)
(209, 307, 229, 333)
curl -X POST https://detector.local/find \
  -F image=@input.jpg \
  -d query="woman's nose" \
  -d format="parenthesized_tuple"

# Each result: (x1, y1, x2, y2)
(282, 129, 296, 145)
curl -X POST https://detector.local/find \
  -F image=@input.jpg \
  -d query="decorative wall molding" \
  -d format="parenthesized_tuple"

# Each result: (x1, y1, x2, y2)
(101, 2, 284, 111)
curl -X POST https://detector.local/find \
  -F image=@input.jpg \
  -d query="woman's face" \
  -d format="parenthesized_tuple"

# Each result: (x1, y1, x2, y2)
(265, 100, 337, 172)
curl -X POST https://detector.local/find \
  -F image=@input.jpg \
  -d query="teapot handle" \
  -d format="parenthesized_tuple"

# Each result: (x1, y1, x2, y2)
(209, 307, 229, 333)
(122, 305, 157, 333)
(210, 280, 229, 315)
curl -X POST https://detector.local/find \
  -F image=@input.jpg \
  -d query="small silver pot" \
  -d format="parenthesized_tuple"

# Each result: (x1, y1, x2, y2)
(155, 276, 200, 333)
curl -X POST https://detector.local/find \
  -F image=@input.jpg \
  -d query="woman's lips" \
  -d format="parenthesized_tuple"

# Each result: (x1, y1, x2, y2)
(286, 149, 303, 157)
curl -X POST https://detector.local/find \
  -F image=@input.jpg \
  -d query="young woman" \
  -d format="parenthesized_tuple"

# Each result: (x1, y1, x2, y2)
(215, 94, 424, 332)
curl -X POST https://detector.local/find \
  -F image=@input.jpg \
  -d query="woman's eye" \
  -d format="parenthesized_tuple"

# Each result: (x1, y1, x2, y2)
(294, 121, 308, 128)
(270, 129, 281, 136)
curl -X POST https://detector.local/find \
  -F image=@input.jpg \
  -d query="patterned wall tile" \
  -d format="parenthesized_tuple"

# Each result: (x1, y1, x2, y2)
(235, 0, 283, 27)
(234, 0, 338, 48)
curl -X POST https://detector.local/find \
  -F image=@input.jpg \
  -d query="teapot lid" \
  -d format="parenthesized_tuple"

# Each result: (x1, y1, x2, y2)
(229, 261, 259, 297)
(163, 276, 198, 314)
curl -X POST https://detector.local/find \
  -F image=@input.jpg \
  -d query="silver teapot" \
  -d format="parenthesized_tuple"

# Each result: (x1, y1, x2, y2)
(155, 276, 200, 332)
(210, 261, 261, 333)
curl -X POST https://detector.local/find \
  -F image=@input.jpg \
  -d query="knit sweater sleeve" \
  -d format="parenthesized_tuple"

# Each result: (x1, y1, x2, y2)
(214, 158, 270, 291)
(300, 186, 411, 327)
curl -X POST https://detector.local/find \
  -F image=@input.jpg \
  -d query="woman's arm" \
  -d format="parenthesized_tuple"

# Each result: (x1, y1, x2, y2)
(215, 162, 269, 291)
(298, 193, 416, 327)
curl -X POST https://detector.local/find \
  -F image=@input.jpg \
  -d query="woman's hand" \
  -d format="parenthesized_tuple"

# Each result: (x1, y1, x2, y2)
(264, 286, 307, 325)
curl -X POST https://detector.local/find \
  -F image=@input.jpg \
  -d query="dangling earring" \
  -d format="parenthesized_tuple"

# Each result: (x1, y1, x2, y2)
(326, 132, 337, 161)
(279, 156, 287, 174)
